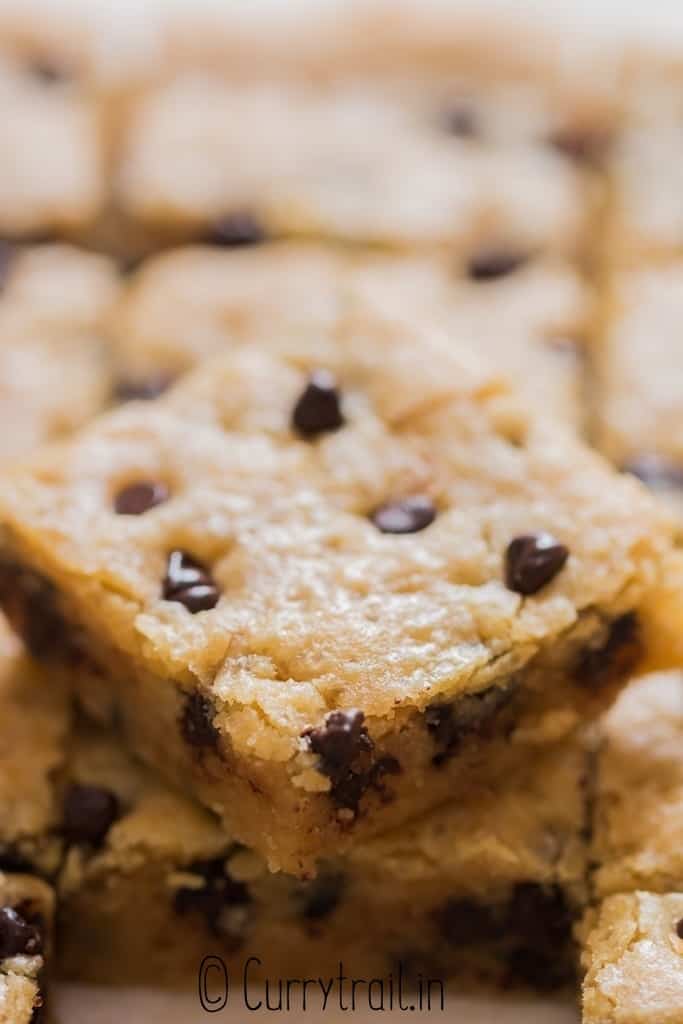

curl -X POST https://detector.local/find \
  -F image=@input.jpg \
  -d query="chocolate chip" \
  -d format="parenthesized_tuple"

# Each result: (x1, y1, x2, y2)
(0, 906, 43, 958)
(547, 126, 612, 166)
(371, 496, 436, 534)
(621, 454, 683, 492)
(0, 562, 70, 660)
(0, 241, 16, 290)
(440, 101, 478, 138)
(291, 370, 345, 438)
(27, 57, 69, 85)
(204, 212, 267, 247)
(425, 683, 517, 767)
(114, 373, 175, 403)
(180, 691, 220, 750)
(506, 945, 572, 991)
(306, 710, 372, 782)
(574, 612, 641, 690)
(304, 710, 375, 812)
(174, 857, 250, 941)
(508, 884, 571, 948)
(114, 481, 169, 516)
(676, 918, 683, 940)
(505, 532, 569, 595)
(0, 847, 34, 874)
(300, 873, 346, 920)
(435, 900, 500, 945)
(466, 248, 529, 281)
(163, 551, 219, 612)
(63, 784, 120, 847)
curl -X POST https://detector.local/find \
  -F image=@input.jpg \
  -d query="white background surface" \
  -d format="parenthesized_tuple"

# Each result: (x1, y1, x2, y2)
(5, 0, 675, 1020)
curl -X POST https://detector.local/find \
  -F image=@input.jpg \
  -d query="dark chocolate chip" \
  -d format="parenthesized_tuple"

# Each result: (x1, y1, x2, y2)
(574, 612, 641, 690)
(304, 709, 375, 812)
(425, 683, 517, 767)
(0, 906, 43, 958)
(371, 496, 436, 535)
(466, 248, 529, 281)
(508, 884, 571, 949)
(547, 126, 612, 166)
(204, 211, 268, 247)
(676, 918, 683, 940)
(435, 900, 500, 945)
(27, 57, 69, 85)
(505, 532, 569, 595)
(305, 710, 372, 782)
(163, 551, 219, 612)
(174, 856, 250, 941)
(0, 241, 16, 290)
(114, 373, 175, 403)
(114, 480, 169, 516)
(0, 562, 69, 660)
(440, 101, 478, 139)
(62, 784, 120, 847)
(180, 691, 220, 750)
(505, 945, 572, 991)
(0, 848, 34, 874)
(621, 454, 683, 492)
(300, 872, 346, 920)
(291, 370, 345, 439)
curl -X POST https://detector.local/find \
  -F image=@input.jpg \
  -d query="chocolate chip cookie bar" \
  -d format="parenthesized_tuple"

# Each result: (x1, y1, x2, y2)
(0, 36, 103, 240)
(0, 243, 119, 464)
(606, 68, 683, 264)
(592, 265, 683, 523)
(581, 892, 683, 1024)
(113, 243, 589, 432)
(114, 72, 589, 256)
(0, 639, 69, 878)
(58, 721, 587, 990)
(0, 642, 65, 1022)
(579, 673, 683, 1021)
(0, 333, 669, 874)
(0, 871, 54, 1024)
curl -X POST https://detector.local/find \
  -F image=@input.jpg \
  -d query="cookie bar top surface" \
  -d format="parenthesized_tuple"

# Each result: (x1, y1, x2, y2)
(0, 871, 54, 1024)
(112, 244, 589, 431)
(115, 73, 587, 252)
(581, 892, 683, 1024)
(0, 331, 670, 760)
(0, 244, 119, 464)
(0, 47, 103, 237)
(593, 265, 683, 517)
(592, 671, 683, 898)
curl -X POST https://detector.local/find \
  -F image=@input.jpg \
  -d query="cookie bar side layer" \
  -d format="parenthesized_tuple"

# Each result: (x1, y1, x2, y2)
(0, 339, 670, 872)
(57, 724, 586, 990)
(580, 892, 683, 1024)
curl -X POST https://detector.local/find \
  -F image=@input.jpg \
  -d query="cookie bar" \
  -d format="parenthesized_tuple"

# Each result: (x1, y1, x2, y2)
(58, 721, 587, 990)
(579, 673, 683, 1021)
(112, 243, 589, 432)
(591, 671, 683, 900)
(606, 67, 683, 264)
(592, 264, 683, 522)
(0, 327, 669, 874)
(114, 71, 589, 256)
(0, 36, 103, 240)
(0, 643, 64, 1022)
(0, 872, 54, 1024)
(0, 243, 119, 464)
(581, 892, 683, 1024)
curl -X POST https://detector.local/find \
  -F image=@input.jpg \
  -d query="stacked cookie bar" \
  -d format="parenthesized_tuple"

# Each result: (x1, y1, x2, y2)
(0, 4, 681, 1021)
